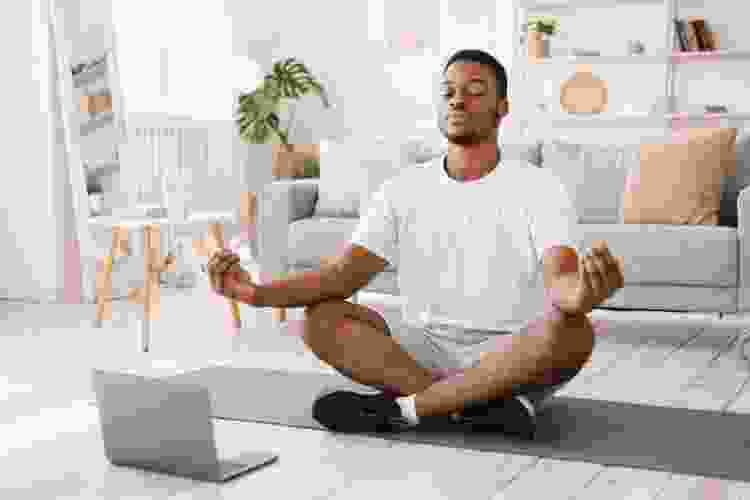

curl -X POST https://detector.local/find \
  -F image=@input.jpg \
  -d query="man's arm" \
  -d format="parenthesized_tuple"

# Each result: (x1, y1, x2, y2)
(248, 244, 389, 308)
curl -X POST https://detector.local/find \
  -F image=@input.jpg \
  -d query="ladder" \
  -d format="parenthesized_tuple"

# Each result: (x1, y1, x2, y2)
(49, 0, 110, 305)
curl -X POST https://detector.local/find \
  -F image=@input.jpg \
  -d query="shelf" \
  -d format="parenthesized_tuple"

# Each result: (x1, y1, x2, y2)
(527, 111, 750, 128)
(73, 61, 107, 88)
(670, 49, 750, 63)
(521, 49, 750, 66)
(85, 161, 120, 176)
(665, 112, 750, 126)
(521, 0, 664, 11)
(80, 111, 115, 137)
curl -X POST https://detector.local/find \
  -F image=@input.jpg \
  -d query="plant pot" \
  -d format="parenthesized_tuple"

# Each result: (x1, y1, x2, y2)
(528, 32, 550, 60)
(272, 144, 320, 179)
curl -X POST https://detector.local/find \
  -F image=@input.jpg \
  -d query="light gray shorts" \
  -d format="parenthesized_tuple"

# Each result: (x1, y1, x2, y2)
(362, 321, 579, 411)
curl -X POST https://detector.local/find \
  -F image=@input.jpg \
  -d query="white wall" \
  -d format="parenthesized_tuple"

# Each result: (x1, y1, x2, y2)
(0, 0, 64, 301)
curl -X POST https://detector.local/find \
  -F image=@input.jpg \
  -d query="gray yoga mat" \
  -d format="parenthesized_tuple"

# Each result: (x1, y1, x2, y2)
(168, 365, 750, 482)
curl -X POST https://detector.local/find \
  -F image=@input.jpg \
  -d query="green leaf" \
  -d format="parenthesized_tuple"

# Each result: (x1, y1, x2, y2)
(234, 56, 330, 144)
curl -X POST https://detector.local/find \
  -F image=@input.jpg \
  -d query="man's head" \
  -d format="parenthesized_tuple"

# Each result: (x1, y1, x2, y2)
(437, 49, 509, 147)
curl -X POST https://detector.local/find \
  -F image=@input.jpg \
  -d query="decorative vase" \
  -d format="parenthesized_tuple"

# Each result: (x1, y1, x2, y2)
(528, 32, 550, 60)
(560, 65, 608, 114)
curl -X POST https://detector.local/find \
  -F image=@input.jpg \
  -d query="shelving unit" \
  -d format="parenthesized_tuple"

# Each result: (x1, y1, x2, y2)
(80, 110, 115, 136)
(73, 59, 108, 88)
(511, 0, 749, 134)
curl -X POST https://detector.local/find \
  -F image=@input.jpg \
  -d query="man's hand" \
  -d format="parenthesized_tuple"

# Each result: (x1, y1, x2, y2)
(546, 240, 625, 316)
(206, 249, 257, 304)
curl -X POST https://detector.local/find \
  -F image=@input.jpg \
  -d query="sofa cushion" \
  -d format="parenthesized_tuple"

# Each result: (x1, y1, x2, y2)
(578, 223, 737, 287)
(287, 216, 398, 272)
(315, 139, 363, 218)
(621, 127, 737, 225)
(315, 138, 405, 218)
(401, 134, 448, 164)
(541, 140, 629, 223)
(502, 138, 543, 167)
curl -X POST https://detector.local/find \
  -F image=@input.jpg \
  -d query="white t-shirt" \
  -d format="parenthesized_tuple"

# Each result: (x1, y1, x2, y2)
(349, 153, 582, 338)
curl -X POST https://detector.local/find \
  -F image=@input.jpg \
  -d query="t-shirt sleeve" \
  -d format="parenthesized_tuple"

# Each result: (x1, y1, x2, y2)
(529, 170, 583, 265)
(348, 178, 399, 267)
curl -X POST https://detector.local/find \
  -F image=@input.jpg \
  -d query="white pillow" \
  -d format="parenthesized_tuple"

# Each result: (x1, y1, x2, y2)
(315, 139, 365, 217)
(316, 138, 406, 217)
(401, 134, 448, 165)
(359, 139, 406, 209)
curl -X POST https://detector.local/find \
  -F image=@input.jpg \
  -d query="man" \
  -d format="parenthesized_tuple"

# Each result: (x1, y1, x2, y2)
(208, 49, 625, 439)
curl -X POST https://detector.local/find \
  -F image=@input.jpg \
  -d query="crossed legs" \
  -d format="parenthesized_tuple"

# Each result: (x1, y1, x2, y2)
(302, 298, 594, 419)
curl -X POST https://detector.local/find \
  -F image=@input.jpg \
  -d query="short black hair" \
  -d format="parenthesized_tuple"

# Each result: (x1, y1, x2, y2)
(443, 49, 508, 99)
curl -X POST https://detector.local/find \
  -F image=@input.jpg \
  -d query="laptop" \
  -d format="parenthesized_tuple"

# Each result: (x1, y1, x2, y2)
(91, 369, 278, 482)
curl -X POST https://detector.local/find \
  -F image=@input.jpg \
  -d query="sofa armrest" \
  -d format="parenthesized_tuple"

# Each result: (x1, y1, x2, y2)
(737, 185, 750, 312)
(257, 179, 319, 275)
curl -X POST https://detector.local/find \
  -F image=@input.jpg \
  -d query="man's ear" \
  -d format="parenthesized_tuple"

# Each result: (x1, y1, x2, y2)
(497, 98, 510, 121)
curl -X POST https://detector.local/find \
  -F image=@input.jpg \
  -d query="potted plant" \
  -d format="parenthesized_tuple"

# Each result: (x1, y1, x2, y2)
(523, 17, 559, 59)
(301, 157, 320, 178)
(234, 57, 330, 179)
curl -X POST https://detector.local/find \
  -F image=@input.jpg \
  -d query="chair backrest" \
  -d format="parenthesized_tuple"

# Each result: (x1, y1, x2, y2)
(120, 113, 202, 218)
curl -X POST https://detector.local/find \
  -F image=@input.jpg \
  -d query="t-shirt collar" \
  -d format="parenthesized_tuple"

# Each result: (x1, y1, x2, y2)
(440, 148, 501, 185)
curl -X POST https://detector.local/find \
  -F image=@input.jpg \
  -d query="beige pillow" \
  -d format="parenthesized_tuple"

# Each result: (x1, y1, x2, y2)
(622, 128, 737, 225)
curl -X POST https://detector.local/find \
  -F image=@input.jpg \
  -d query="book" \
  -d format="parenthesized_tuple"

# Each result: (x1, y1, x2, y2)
(685, 18, 700, 51)
(673, 18, 688, 51)
(689, 18, 710, 50)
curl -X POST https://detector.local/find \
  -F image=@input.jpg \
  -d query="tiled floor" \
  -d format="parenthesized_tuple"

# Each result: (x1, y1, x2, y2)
(3, 281, 750, 499)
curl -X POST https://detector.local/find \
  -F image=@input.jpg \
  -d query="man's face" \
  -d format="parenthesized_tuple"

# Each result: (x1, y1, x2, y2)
(437, 62, 506, 146)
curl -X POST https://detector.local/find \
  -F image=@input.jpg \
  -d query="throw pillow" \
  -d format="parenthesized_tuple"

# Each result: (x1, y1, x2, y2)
(315, 139, 365, 218)
(359, 140, 407, 209)
(315, 138, 406, 217)
(541, 140, 628, 223)
(401, 134, 448, 165)
(501, 139, 544, 167)
(621, 127, 737, 225)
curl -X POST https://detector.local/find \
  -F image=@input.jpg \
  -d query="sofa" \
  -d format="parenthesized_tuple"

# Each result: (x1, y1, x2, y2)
(256, 130, 750, 357)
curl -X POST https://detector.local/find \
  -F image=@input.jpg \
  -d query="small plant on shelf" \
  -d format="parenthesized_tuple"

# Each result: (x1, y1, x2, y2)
(524, 16, 559, 36)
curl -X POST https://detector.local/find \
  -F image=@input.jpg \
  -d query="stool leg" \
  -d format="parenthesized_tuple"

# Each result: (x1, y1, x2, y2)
(141, 225, 155, 353)
(207, 222, 242, 330)
(95, 227, 119, 327)
(273, 307, 287, 324)
(94, 255, 113, 327)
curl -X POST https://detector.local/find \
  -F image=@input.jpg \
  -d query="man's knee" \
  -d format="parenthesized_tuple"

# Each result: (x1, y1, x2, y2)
(302, 298, 391, 346)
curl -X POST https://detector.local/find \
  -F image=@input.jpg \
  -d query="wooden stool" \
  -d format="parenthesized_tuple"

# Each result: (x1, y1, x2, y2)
(94, 223, 175, 352)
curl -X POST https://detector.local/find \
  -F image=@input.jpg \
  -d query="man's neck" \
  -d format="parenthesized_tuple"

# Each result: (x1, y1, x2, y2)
(445, 144, 501, 182)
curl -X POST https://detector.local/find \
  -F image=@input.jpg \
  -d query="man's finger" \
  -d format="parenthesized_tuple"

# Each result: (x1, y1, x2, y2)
(583, 253, 602, 304)
(217, 256, 240, 274)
